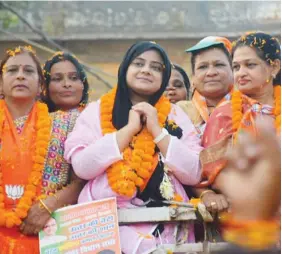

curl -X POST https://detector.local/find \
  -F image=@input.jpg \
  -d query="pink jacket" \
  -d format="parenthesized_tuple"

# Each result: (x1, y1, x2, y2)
(65, 101, 202, 254)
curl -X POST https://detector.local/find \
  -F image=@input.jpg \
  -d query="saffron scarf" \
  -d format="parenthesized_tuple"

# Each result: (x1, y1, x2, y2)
(0, 101, 41, 253)
(192, 89, 232, 123)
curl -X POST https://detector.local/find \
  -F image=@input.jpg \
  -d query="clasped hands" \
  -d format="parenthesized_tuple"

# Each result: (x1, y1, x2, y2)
(128, 102, 162, 138)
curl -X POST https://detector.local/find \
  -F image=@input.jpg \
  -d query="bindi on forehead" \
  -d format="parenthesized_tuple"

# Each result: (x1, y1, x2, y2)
(6, 54, 37, 67)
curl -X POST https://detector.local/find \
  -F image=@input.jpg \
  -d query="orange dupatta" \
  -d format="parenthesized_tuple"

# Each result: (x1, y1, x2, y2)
(0, 101, 45, 254)
(1, 102, 39, 208)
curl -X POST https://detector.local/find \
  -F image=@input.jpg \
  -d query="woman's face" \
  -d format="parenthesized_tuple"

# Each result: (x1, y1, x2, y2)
(126, 50, 164, 99)
(2, 53, 40, 101)
(48, 60, 84, 111)
(193, 48, 233, 99)
(232, 46, 278, 96)
(165, 69, 187, 103)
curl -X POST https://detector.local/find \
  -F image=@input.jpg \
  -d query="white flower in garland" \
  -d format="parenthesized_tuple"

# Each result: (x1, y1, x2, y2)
(160, 165, 175, 200)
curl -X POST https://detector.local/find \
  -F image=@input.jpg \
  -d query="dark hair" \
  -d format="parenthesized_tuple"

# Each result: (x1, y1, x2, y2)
(191, 45, 232, 74)
(172, 63, 190, 97)
(0, 46, 44, 89)
(42, 52, 89, 112)
(232, 32, 281, 86)
(112, 41, 172, 130)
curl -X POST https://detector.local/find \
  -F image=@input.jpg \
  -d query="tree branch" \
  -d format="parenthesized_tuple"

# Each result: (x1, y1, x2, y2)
(0, 1, 113, 89)
(0, 1, 63, 51)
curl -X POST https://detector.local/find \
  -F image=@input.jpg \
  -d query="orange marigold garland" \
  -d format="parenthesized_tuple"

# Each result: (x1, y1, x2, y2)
(0, 101, 51, 228)
(231, 85, 281, 140)
(100, 88, 171, 197)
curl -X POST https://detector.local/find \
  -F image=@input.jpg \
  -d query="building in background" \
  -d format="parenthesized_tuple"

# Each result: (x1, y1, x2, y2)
(0, 1, 280, 99)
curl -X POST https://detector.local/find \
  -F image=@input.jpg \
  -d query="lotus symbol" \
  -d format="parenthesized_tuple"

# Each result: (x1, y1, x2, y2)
(5, 185, 24, 200)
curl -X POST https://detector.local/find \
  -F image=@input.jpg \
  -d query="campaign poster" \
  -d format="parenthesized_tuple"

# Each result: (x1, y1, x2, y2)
(39, 197, 121, 254)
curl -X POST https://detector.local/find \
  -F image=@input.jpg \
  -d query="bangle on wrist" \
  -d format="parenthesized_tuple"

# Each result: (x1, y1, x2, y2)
(39, 199, 52, 215)
(199, 190, 215, 200)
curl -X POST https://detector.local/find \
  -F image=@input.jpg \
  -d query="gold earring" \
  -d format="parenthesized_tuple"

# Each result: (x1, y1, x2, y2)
(266, 79, 270, 83)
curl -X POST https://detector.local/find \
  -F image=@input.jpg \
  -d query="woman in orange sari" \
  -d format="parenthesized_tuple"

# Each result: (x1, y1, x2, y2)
(0, 46, 85, 253)
(200, 32, 281, 196)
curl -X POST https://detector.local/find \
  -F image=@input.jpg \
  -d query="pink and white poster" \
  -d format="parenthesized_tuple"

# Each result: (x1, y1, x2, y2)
(39, 197, 121, 254)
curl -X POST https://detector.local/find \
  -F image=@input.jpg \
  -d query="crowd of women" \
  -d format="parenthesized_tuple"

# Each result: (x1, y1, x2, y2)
(0, 31, 280, 254)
